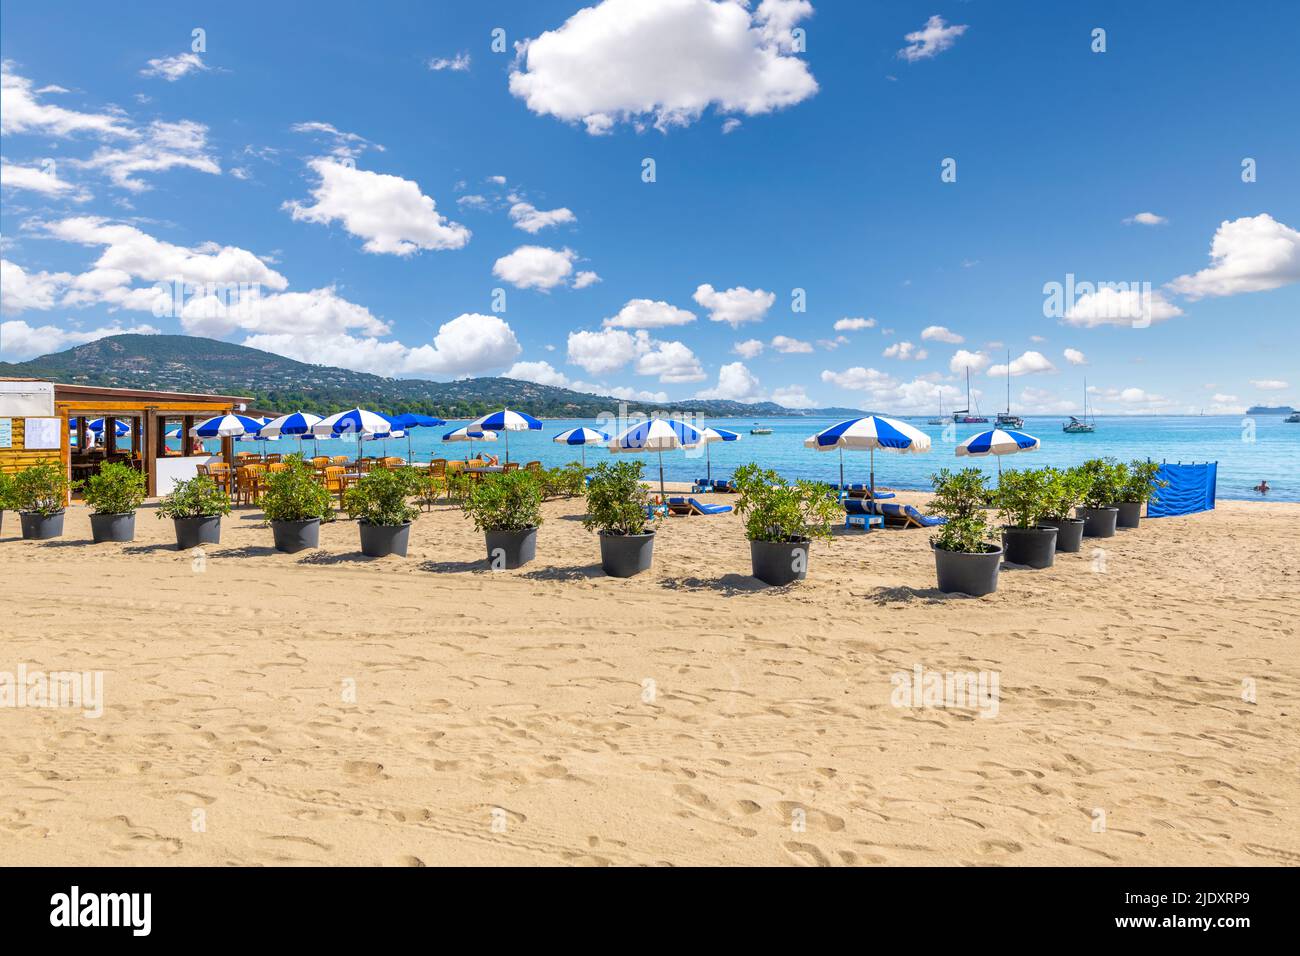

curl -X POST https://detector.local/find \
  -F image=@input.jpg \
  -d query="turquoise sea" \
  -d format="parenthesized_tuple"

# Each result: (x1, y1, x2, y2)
(201, 413, 1300, 503)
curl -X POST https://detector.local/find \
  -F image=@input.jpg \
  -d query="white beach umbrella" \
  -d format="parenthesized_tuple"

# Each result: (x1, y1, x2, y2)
(955, 427, 1041, 480)
(552, 426, 609, 468)
(313, 407, 394, 460)
(804, 415, 931, 495)
(608, 417, 703, 499)
(698, 426, 742, 482)
(468, 408, 543, 464)
(442, 426, 498, 460)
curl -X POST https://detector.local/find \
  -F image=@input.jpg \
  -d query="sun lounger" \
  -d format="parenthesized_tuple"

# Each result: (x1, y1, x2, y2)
(824, 482, 895, 500)
(842, 497, 885, 530)
(859, 500, 946, 528)
(692, 478, 736, 493)
(666, 496, 734, 516)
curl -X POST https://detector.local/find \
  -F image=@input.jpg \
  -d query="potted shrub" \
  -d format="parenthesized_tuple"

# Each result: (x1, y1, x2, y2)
(344, 467, 420, 557)
(157, 475, 232, 549)
(1038, 466, 1088, 553)
(81, 462, 147, 543)
(1078, 458, 1121, 538)
(1108, 459, 1167, 529)
(929, 468, 1002, 596)
(13, 462, 70, 540)
(261, 456, 332, 553)
(732, 463, 840, 586)
(462, 469, 544, 569)
(995, 467, 1057, 569)
(583, 460, 656, 577)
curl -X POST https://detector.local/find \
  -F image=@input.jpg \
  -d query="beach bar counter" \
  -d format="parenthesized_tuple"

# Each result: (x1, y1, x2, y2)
(0, 378, 255, 499)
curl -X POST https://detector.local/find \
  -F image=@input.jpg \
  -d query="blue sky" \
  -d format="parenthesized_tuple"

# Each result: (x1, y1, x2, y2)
(2, 0, 1297, 414)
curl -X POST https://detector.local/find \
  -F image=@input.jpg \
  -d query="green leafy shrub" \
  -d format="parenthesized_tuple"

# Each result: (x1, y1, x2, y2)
(13, 462, 70, 516)
(261, 458, 332, 523)
(928, 468, 995, 553)
(994, 467, 1049, 529)
(582, 460, 652, 536)
(344, 467, 419, 527)
(461, 469, 544, 533)
(1040, 466, 1090, 521)
(1119, 459, 1168, 504)
(732, 462, 840, 544)
(1079, 458, 1125, 508)
(80, 461, 147, 515)
(156, 475, 231, 519)
(541, 462, 587, 500)
(0, 471, 15, 512)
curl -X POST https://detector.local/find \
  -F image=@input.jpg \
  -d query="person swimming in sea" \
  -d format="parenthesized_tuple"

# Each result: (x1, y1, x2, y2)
(1254, 480, 1270, 494)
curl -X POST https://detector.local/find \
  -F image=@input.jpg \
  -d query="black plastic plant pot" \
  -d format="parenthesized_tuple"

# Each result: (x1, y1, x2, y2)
(599, 530, 654, 578)
(1109, 501, 1143, 529)
(1040, 517, 1085, 553)
(934, 544, 1003, 596)
(271, 518, 321, 554)
(20, 511, 65, 541)
(90, 512, 135, 543)
(750, 537, 810, 587)
(485, 527, 537, 569)
(1079, 506, 1119, 538)
(359, 521, 410, 558)
(1001, 525, 1058, 569)
(174, 515, 221, 550)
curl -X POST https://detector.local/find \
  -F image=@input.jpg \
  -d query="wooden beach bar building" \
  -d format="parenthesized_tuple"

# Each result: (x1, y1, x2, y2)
(0, 378, 255, 498)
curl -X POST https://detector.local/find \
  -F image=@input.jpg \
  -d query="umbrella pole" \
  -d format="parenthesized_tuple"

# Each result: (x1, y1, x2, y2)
(581, 445, 586, 469)
(407, 433, 413, 465)
(870, 447, 876, 498)
(504, 430, 510, 464)
(659, 449, 665, 501)
(839, 448, 844, 491)
(707, 442, 712, 482)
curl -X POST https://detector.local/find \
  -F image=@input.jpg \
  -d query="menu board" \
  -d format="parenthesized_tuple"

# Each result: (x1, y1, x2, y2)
(23, 416, 62, 450)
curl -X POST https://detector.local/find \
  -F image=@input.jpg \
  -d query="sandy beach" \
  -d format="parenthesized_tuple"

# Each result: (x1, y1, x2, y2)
(1, 490, 1297, 867)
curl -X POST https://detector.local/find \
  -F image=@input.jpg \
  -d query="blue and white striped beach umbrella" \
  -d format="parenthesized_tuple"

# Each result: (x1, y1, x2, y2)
(698, 426, 742, 481)
(804, 415, 932, 494)
(77, 417, 132, 437)
(552, 426, 609, 467)
(442, 425, 498, 460)
(258, 411, 323, 454)
(956, 427, 1040, 478)
(469, 409, 542, 464)
(313, 407, 393, 437)
(609, 417, 703, 499)
(190, 414, 264, 439)
(388, 413, 446, 463)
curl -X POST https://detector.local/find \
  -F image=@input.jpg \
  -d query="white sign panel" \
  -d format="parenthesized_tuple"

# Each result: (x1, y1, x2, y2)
(23, 416, 62, 450)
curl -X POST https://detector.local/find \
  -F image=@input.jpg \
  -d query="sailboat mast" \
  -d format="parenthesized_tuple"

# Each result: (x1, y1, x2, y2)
(1005, 350, 1011, 414)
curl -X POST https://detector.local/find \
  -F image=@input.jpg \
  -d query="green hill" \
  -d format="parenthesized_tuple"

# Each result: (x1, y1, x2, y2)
(1, 334, 865, 420)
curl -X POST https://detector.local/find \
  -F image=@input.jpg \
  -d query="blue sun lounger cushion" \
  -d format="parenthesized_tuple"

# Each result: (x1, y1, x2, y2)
(861, 500, 946, 527)
(842, 497, 885, 530)
(688, 497, 732, 515)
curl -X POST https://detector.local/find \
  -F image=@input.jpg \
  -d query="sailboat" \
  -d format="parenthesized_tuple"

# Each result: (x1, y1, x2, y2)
(927, 392, 946, 426)
(1063, 378, 1096, 433)
(952, 367, 989, 424)
(995, 350, 1024, 429)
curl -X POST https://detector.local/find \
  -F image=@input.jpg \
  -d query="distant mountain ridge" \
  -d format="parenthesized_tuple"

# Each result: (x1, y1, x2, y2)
(0, 334, 868, 420)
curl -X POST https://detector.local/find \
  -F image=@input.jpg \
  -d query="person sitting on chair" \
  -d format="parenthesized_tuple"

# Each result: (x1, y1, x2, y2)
(482, 453, 499, 466)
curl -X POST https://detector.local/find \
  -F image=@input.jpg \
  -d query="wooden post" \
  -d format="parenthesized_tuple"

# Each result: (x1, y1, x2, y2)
(105, 417, 118, 456)
(144, 407, 160, 497)
(183, 415, 195, 456)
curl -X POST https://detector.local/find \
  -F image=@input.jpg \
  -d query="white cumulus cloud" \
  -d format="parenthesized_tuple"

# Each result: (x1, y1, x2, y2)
(1167, 213, 1300, 299)
(509, 0, 817, 135)
(285, 158, 470, 256)
(921, 324, 963, 344)
(988, 350, 1056, 378)
(508, 201, 576, 233)
(898, 15, 968, 62)
(493, 245, 578, 290)
(693, 282, 774, 327)
(602, 298, 695, 329)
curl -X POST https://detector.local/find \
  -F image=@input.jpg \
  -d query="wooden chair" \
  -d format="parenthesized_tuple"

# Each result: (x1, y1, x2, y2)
(206, 462, 232, 495)
(268, 462, 288, 474)
(502, 462, 520, 473)
(265, 454, 282, 463)
(311, 456, 330, 469)
(322, 466, 348, 507)
(382, 457, 403, 469)
(426, 459, 447, 496)
(524, 461, 542, 474)
(236, 465, 265, 505)
(331, 456, 349, 466)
